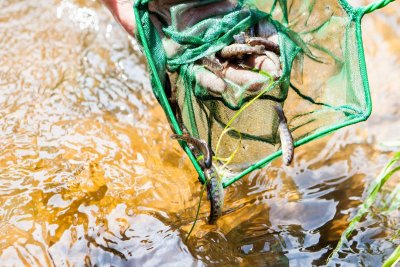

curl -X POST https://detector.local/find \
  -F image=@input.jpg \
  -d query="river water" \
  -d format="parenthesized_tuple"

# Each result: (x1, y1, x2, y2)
(0, 0, 399, 266)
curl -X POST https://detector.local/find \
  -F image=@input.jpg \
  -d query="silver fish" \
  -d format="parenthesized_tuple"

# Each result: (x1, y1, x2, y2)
(274, 105, 294, 165)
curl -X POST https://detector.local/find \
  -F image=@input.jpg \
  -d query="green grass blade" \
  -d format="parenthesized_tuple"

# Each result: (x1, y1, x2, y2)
(186, 180, 208, 241)
(327, 152, 400, 262)
(385, 184, 400, 213)
(383, 245, 400, 267)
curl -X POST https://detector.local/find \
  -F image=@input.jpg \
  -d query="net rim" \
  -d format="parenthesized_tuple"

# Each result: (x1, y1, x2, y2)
(134, 1, 376, 187)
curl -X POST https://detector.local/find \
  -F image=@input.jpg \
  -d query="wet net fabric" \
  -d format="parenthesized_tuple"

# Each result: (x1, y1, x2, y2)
(134, 0, 380, 187)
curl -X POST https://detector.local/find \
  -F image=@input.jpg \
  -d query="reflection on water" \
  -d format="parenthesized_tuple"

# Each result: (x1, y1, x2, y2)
(0, 0, 399, 266)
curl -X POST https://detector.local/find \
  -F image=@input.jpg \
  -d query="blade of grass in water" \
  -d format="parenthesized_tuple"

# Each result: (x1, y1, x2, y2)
(385, 184, 400, 213)
(186, 180, 208, 241)
(327, 151, 400, 263)
(382, 245, 400, 267)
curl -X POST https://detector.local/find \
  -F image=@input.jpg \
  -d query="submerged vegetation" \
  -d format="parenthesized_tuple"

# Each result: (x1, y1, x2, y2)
(328, 152, 400, 266)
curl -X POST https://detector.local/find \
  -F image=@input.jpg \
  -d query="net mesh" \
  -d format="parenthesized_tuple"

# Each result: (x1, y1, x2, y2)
(134, 0, 389, 187)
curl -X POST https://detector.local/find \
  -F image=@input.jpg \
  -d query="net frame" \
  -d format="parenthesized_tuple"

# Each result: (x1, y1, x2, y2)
(133, 0, 395, 188)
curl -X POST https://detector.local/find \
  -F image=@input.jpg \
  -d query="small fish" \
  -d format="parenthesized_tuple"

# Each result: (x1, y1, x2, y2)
(171, 134, 212, 168)
(274, 105, 294, 165)
(220, 44, 265, 59)
(246, 37, 281, 55)
(199, 55, 224, 75)
(233, 30, 280, 56)
(205, 166, 224, 224)
(171, 134, 224, 223)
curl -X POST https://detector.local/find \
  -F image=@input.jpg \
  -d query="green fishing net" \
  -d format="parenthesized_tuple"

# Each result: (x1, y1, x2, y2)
(134, 0, 394, 187)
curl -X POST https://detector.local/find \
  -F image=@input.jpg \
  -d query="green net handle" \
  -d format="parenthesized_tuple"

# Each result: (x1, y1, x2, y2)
(363, 0, 396, 14)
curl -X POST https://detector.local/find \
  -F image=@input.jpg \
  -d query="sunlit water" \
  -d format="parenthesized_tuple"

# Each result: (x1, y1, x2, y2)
(0, 0, 399, 266)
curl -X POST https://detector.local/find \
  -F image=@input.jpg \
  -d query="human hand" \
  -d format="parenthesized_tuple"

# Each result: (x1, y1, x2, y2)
(101, 1, 281, 95)
(101, 0, 136, 36)
(101, 0, 236, 37)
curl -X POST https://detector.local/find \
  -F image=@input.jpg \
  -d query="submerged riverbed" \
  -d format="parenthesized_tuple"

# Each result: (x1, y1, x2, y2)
(0, 0, 399, 266)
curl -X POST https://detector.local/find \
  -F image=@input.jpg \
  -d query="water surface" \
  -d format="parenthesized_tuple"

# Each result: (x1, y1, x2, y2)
(0, 0, 399, 266)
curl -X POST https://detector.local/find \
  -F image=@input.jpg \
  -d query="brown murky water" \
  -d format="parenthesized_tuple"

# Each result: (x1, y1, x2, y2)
(0, 0, 399, 266)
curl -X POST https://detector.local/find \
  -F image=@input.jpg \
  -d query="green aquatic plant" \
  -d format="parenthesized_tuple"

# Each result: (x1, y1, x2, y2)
(186, 180, 208, 241)
(328, 152, 400, 265)
(383, 184, 400, 215)
(383, 245, 400, 267)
